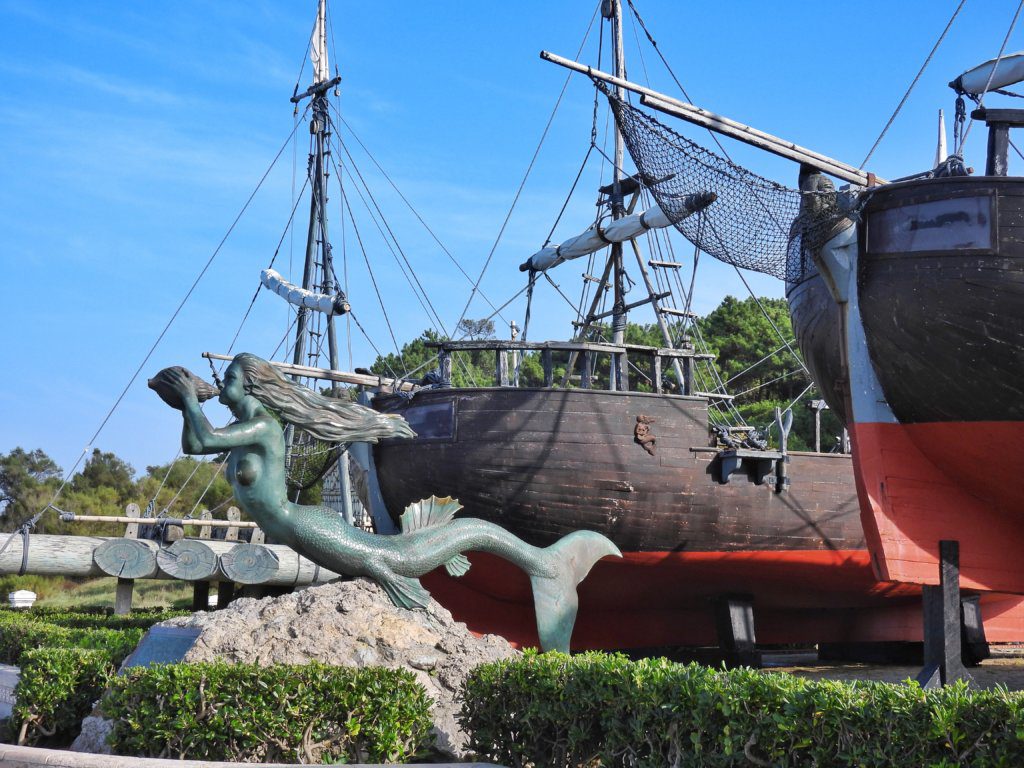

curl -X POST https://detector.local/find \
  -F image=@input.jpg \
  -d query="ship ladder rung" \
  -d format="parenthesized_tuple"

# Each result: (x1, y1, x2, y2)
(648, 260, 682, 268)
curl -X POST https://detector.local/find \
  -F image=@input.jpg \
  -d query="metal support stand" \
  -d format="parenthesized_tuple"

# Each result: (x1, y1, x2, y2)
(715, 595, 761, 667)
(916, 540, 974, 688)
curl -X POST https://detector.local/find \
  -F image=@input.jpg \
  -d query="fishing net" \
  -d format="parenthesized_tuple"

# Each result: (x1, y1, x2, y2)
(285, 427, 341, 493)
(604, 88, 856, 284)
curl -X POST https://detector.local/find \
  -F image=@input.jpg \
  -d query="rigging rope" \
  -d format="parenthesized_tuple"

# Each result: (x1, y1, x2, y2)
(36, 110, 310, 518)
(453, 2, 602, 336)
(961, 0, 1024, 147)
(859, 0, 966, 169)
(332, 106, 507, 323)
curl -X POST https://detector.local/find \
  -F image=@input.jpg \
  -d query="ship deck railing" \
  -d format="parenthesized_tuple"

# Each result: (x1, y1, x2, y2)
(426, 339, 718, 397)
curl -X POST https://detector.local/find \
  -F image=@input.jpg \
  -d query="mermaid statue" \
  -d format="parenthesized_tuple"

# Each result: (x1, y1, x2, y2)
(152, 353, 621, 652)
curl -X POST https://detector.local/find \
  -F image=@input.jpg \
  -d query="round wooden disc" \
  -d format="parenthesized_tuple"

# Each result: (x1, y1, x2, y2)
(93, 539, 156, 579)
(219, 543, 280, 585)
(156, 539, 218, 582)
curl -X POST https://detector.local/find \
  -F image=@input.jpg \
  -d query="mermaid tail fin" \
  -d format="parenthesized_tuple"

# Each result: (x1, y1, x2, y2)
(401, 496, 472, 577)
(530, 531, 622, 653)
(378, 571, 431, 610)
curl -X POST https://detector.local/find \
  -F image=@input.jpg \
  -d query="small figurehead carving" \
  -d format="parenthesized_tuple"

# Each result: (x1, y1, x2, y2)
(152, 354, 621, 653)
(634, 414, 656, 456)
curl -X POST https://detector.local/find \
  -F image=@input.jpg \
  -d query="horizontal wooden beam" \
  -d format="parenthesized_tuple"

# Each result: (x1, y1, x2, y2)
(202, 353, 417, 392)
(61, 514, 258, 529)
(540, 50, 884, 187)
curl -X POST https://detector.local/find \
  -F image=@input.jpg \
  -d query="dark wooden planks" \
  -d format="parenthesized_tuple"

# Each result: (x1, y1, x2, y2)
(373, 388, 862, 553)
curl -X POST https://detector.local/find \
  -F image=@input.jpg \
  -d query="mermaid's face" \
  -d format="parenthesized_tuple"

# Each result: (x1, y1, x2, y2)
(219, 362, 246, 407)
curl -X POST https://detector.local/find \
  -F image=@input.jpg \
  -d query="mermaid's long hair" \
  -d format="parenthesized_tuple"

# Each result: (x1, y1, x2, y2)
(232, 353, 415, 443)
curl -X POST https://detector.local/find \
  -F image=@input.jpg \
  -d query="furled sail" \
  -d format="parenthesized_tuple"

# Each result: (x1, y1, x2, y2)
(520, 193, 714, 273)
(950, 52, 1024, 96)
(261, 268, 350, 315)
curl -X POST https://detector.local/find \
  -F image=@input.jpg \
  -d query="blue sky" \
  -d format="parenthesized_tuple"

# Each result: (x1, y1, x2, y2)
(0, 0, 1015, 480)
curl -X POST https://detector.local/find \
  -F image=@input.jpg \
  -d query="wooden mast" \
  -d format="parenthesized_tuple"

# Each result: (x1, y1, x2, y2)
(287, 0, 354, 523)
(608, 0, 629, 391)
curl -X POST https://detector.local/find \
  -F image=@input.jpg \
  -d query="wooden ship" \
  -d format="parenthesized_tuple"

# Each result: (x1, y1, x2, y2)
(786, 59, 1024, 598)
(368, 7, 1024, 651)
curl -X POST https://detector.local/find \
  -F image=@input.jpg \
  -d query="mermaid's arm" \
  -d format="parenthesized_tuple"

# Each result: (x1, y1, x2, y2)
(180, 397, 272, 453)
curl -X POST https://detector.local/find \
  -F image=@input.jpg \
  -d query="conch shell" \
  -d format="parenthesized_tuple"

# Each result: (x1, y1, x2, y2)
(147, 366, 219, 410)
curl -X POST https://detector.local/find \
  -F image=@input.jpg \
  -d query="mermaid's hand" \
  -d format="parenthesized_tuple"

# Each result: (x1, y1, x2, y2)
(149, 366, 203, 410)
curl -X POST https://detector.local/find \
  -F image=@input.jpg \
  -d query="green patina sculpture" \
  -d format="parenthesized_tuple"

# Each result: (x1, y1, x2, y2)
(152, 353, 621, 652)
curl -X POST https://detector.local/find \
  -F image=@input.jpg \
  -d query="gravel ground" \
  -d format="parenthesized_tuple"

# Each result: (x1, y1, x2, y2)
(765, 646, 1024, 689)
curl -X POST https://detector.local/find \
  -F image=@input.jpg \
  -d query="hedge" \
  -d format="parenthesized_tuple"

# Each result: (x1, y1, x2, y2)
(460, 651, 1024, 767)
(12, 648, 114, 746)
(6, 607, 187, 631)
(0, 612, 143, 666)
(103, 662, 435, 763)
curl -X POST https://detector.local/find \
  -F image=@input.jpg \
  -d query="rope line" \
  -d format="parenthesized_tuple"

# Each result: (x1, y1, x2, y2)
(859, 0, 966, 169)
(37, 111, 309, 517)
(453, 2, 601, 334)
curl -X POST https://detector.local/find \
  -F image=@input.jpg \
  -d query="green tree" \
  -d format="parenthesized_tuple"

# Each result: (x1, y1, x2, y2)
(71, 449, 135, 500)
(0, 448, 62, 529)
(698, 296, 805, 404)
(136, 458, 234, 519)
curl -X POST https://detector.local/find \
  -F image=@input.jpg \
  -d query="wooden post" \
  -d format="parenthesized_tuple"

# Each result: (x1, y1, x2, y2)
(542, 349, 554, 388)
(987, 124, 1009, 176)
(216, 582, 235, 609)
(194, 509, 213, 608)
(192, 581, 211, 612)
(917, 540, 973, 688)
(682, 357, 694, 396)
(225, 507, 241, 542)
(439, 350, 452, 385)
(580, 351, 593, 389)
(115, 504, 141, 615)
(715, 594, 761, 667)
(197, 510, 212, 540)
(652, 355, 663, 394)
(496, 350, 509, 387)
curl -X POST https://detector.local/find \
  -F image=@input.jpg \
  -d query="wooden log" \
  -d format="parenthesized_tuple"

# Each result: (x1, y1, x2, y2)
(157, 540, 219, 582)
(0, 534, 340, 587)
(92, 539, 159, 580)
(219, 544, 280, 585)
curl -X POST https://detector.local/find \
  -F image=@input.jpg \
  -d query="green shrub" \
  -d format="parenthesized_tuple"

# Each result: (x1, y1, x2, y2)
(103, 662, 434, 763)
(0, 611, 143, 665)
(9, 607, 187, 631)
(461, 651, 1024, 767)
(12, 647, 114, 746)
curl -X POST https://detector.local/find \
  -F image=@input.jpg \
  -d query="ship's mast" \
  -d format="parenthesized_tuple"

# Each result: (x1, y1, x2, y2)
(607, 0, 629, 391)
(291, 0, 343, 388)
(288, 0, 354, 523)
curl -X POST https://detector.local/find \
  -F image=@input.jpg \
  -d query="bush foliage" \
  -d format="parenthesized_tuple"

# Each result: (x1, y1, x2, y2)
(12, 648, 114, 746)
(103, 662, 435, 764)
(0, 611, 143, 666)
(461, 651, 1024, 767)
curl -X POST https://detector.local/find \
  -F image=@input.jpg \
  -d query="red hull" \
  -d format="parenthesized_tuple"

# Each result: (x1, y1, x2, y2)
(422, 549, 1024, 649)
(851, 421, 1024, 593)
